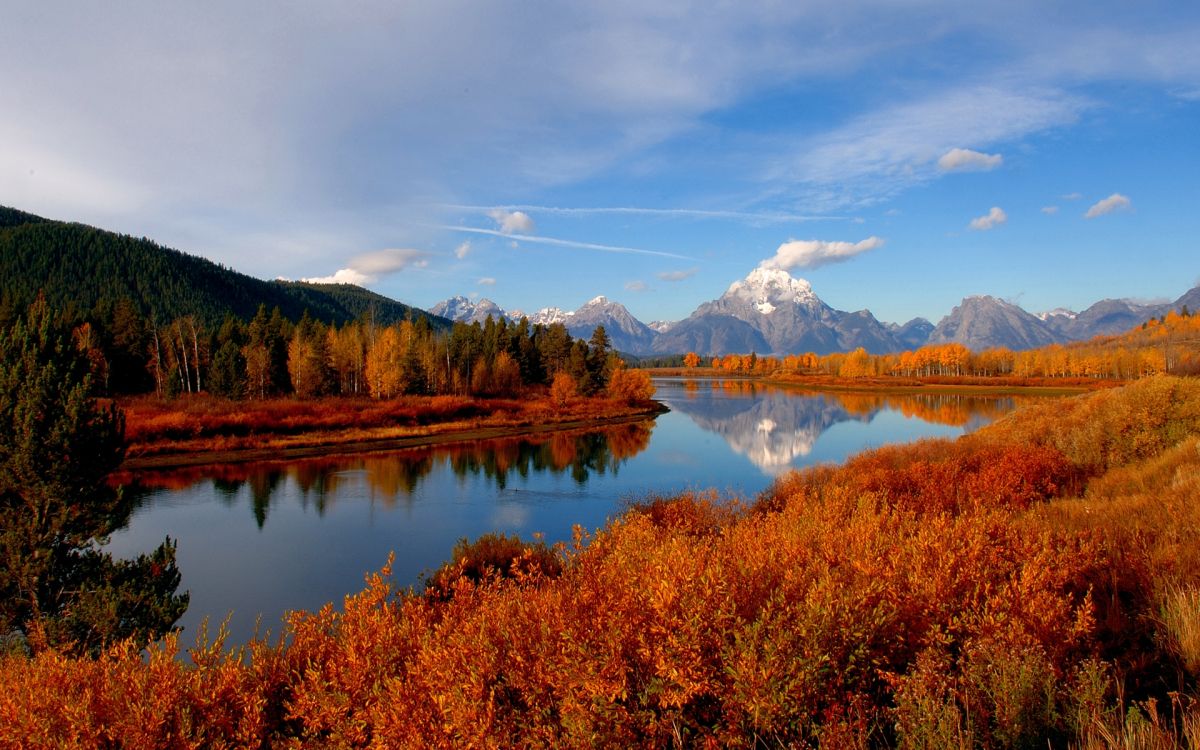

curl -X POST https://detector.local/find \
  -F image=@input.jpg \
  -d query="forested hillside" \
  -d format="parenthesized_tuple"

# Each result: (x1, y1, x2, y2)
(0, 206, 447, 330)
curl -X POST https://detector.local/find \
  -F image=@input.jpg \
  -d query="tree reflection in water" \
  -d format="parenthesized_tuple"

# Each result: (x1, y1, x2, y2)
(115, 421, 656, 526)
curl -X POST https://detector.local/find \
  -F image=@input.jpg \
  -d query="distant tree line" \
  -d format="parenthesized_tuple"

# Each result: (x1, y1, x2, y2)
(36, 296, 632, 400)
(683, 307, 1200, 380)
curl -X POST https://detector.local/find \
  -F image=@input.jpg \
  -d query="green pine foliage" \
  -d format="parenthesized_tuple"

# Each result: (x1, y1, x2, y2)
(0, 205, 450, 331)
(0, 299, 187, 655)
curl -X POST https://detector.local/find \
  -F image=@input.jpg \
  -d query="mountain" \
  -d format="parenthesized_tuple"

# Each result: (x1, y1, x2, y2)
(927, 296, 1062, 350)
(654, 267, 903, 355)
(429, 296, 508, 324)
(649, 314, 770, 357)
(889, 318, 935, 349)
(564, 296, 657, 354)
(1175, 286, 1200, 314)
(520, 307, 571, 326)
(0, 206, 450, 330)
(1048, 298, 1164, 340)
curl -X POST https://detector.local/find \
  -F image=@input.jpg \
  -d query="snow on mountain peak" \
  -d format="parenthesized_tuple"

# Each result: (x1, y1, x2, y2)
(725, 267, 818, 311)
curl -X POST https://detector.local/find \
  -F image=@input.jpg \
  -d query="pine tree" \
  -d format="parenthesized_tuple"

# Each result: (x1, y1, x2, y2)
(0, 299, 187, 654)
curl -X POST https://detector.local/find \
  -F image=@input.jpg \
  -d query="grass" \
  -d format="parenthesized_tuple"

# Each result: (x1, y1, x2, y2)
(117, 392, 665, 466)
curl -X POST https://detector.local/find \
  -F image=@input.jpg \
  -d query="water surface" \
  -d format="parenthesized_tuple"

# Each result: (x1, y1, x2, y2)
(108, 379, 1041, 643)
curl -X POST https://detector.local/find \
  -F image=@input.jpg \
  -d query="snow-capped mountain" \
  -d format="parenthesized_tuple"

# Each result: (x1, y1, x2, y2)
(429, 296, 509, 324)
(562, 296, 657, 354)
(431, 276, 1198, 357)
(654, 267, 903, 355)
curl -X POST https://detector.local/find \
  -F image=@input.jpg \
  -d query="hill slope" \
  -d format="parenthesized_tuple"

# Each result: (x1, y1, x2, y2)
(0, 206, 449, 329)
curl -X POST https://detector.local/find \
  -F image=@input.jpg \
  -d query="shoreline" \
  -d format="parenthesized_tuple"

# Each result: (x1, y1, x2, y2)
(645, 368, 1110, 396)
(120, 402, 669, 471)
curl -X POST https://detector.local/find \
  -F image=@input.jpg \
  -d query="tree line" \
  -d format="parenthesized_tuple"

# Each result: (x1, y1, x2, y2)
(684, 307, 1200, 380)
(53, 297, 635, 400)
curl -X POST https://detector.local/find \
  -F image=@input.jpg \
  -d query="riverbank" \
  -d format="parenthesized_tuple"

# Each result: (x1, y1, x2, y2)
(117, 394, 668, 470)
(646, 367, 1117, 395)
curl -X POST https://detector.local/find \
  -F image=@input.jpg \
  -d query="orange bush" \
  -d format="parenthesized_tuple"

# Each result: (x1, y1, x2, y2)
(5, 376, 1200, 747)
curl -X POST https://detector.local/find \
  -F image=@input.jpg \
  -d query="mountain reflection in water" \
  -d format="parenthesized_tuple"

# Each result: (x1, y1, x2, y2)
(106, 378, 1040, 647)
(657, 379, 1027, 474)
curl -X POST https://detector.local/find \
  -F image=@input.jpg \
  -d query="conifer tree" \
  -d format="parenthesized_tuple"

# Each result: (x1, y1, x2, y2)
(0, 299, 187, 654)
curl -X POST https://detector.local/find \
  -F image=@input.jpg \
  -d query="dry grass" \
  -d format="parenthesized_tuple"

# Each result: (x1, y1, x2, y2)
(118, 392, 660, 461)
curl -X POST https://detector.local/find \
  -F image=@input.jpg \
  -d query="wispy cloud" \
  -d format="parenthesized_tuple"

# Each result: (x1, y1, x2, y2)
(783, 85, 1086, 207)
(1041, 205, 1059, 215)
(1061, 192, 1084, 201)
(657, 267, 699, 282)
(438, 225, 692, 259)
(487, 209, 535, 234)
(624, 280, 648, 292)
(937, 148, 1003, 172)
(1085, 193, 1132, 218)
(969, 206, 1008, 231)
(454, 241, 472, 259)
(444, 204, 843, 224)
(477, 276, 496, 286)
(760, 236, 884, 271)
(303, 248, 431, 286)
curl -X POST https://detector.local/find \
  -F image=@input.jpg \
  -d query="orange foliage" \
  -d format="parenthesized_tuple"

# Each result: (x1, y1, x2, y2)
(119, 392, 659, 462)
(6, 377, 1200, 747)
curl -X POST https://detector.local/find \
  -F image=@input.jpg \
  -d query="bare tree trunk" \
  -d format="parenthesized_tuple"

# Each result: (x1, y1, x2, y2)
(151, 325, 163, 397)
(189, 317, 202, 393)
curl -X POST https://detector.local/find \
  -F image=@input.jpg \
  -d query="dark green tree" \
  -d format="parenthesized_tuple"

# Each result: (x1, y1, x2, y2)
(587, 325, 613, 392)
(0, 299, 187, 655)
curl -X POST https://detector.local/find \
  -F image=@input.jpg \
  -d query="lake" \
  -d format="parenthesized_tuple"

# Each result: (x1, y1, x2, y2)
(107, 379, 1041, 644)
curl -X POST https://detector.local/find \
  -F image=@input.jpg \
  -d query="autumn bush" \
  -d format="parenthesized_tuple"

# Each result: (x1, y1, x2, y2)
(4, 375, 1200, 748)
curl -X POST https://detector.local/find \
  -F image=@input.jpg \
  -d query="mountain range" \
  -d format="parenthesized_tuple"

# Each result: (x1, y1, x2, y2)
(433, 267, 1198, 356)
(3, 203, 1193, 356)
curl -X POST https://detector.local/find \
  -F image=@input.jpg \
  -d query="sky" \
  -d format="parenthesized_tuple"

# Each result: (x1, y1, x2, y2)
(3, 1, 1199, 325)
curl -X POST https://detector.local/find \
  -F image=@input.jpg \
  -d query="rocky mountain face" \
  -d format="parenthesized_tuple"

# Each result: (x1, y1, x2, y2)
(652, 267, 903, 355)
(431, 295, 657, 354)
(889, 318, 935, 350)
(429, 296, 508, 325)
(926, 296, 1061, 351)
(432, 276, 1200, 357)
(564, 296, 658, 354)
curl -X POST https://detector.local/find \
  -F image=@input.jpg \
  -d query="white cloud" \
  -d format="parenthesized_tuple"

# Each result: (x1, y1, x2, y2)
(759, 236, 884, 271)
(969, 206, 1008, 231)
(937, 148, 1003, 172)
(657, 267, 698, 282)
(487, 209, 535, 235)
(1085, 193, 1132, 218)
(1062, 192, 1084, 201)
(446, 204, 841, 224)
(454, 241, 472, 259)
(302, 248, 431, 286)
(1041, 205, 1059, 215)
(440, 225, 692, 259)
(301, 268, 373, 286)
(477, 276, 496, 286)
(784, 85, 1086, 207)
(624, 280, 648, 292)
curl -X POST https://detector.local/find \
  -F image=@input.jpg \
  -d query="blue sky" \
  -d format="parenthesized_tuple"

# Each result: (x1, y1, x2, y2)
(3, 2, 1198, 325)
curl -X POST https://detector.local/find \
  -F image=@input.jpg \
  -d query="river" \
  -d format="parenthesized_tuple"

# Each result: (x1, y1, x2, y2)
(107, 378, 1042, 645)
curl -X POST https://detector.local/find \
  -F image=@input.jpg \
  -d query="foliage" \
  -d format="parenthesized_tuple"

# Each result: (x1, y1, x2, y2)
(605, 365, 655, 404)
(0, 300, 186, 655)
(425, 533, 563, 599)
(8, 376, 1200, 746)
(0, 205, 446, 332)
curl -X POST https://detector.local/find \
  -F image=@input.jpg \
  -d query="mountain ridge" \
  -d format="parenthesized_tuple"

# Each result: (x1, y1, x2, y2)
(0, 205, 450, 330)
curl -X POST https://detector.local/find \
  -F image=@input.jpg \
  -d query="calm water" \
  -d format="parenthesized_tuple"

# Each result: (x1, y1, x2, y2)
(108, 379, 1036, 644)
